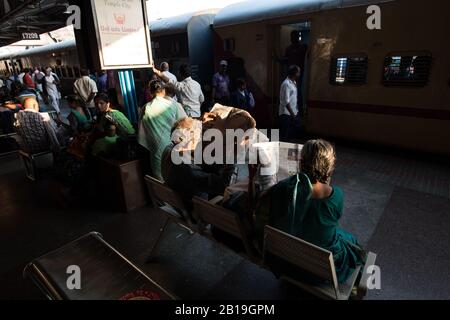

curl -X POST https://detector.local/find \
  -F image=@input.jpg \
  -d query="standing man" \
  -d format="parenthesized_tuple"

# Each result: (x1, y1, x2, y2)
(97, 70, 108, 93)
(283, 30, 308, 110)
(279, 65, 300, 142)
(212, 60, 231, 106)
(160, 62, 177, 83)
(74, 69, 98, 116)
(23, 69, 36, 90)
(153, 64, 204, 118)
(43, 67, 61, 115)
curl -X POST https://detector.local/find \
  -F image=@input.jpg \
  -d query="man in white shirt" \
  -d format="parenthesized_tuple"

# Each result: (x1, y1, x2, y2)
(154, 64, 204, 118)
(160, 62, 177, 83)
(279, 65, 301, 142)
(74, 69, 98, 111)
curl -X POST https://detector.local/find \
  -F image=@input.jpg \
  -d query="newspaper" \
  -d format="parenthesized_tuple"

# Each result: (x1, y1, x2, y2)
(252, 141, 303, 191)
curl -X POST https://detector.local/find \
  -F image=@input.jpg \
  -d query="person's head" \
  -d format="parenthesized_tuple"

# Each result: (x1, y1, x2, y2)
(164, 82, 177, 99)
(149, 80, 165, 97)
(94, 92, 111, 113)
(80, 69, 90, 77)
(219, 60, 228, 74)
(22, 68, 29, 74)
(300, 139, 336, 185)
(290, 30, 300, 44)
(179, 65, 191, 80)
(288, 65, 301, 81)
(23, 98, 39, 112)
(160, 62, 169, 72)
(45, 67, 52, 76)
(236, 78, 247, 91)
(67, 95, 83, 110)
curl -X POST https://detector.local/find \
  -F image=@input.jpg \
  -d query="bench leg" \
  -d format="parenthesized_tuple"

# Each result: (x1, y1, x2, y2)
(146, 217, 170, 263)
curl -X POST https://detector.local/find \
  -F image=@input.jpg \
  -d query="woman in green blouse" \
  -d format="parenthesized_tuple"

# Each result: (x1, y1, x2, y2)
(94, 93, 135, 138)
(67, 95, 93, 136)
(256, 139, 365, 283)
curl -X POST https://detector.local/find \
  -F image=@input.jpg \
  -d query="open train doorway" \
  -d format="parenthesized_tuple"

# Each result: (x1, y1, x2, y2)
(272, 21, 311, 134)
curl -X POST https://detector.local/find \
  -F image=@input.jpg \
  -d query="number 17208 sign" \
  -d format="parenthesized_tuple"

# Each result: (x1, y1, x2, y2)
(21, 32, 40, 40)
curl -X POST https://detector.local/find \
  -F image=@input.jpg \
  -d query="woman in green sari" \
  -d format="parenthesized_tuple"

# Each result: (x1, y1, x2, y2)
(95, 93, 135, 138)
(67, 95, 92, 136)
(256, 139, 365, 283)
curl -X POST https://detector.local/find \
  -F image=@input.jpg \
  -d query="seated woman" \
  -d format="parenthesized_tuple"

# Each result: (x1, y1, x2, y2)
(95, 93, 135, 138)
(66, 95, 93, 136)
(256, 139, 365, 283)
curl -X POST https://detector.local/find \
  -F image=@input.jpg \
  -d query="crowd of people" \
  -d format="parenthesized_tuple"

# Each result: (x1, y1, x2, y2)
(0, 37, 366, 286)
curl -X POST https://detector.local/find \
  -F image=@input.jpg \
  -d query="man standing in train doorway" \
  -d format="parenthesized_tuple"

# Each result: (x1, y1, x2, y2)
(212, 60, 231, 106)
(279, 65, 301, 142)
(283, 30, 308, 114)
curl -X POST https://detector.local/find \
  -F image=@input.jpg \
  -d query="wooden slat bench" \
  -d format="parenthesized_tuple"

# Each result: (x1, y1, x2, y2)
(144, 175, 377, 300)
(23, 232, 176, 300)
(263, 225, 377, 300)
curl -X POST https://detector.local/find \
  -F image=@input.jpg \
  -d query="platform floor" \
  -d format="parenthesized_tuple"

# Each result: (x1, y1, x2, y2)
(0, 142, 449, 300)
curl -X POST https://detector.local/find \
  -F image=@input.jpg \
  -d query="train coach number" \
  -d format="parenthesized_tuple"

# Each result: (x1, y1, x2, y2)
(21, 32, 40, 40)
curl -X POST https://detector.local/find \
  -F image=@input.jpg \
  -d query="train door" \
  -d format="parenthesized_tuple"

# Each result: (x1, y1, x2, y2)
(272, 21, 311, 129)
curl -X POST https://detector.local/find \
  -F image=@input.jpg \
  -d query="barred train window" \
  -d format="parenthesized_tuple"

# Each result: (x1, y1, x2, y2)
(330, 56, 368, 85)
(383, 54, 431, 87)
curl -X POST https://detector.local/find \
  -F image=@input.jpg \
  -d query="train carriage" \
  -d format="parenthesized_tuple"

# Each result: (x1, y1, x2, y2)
(213, 0, 450, 155)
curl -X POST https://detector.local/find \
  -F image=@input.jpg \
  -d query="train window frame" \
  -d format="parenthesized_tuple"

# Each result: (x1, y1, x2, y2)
(223, 38, 236, 52)
(329, 54, 368, 86)
(382, 51, 432, 87)
(61, 66, 68, 78)
(54, 66, 62, 78)
(73, 66, 81, 78)
(67, 66, 74, 78)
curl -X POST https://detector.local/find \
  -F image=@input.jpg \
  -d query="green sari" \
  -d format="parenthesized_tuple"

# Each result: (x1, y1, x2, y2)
(256, 173, 365, 283)
(69, 109, 91, 132)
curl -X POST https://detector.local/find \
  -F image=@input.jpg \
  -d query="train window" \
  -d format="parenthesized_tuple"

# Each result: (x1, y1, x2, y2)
(67, 67, 74, 78)
(223, 38, 235, 52)
(61, 67, 68, 78)
(55, 67, 62, 78)
(73, 66, 81, 78)
(383, 54, 432, 87)
(330, 55, 368, 85)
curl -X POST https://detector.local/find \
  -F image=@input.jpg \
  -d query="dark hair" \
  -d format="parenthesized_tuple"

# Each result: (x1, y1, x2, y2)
(179, 65, 191, 78)
(66, 95, 83, 106)
(300, 139, 336, 184)
(81, 69, 90, 76)
(288, 65, 301, 78)
(149, 80, 165, 95)
(94, 92, 110, 103)
(164, 82, 177, 98)
(236, 78, 246, 87)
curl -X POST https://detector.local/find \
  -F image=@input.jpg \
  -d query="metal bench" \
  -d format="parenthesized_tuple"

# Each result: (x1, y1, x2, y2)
(23, 232, 176, 300)
(263, 225, 377, 300)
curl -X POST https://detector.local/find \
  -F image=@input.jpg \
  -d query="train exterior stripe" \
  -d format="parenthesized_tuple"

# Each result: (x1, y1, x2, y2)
(308, 100, 450, 121)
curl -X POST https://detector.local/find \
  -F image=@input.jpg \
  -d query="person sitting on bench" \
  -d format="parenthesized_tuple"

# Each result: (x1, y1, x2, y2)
(14, 97, 64, 155)
(256, 139, 366, 283)
(161, 117, 235, 210)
